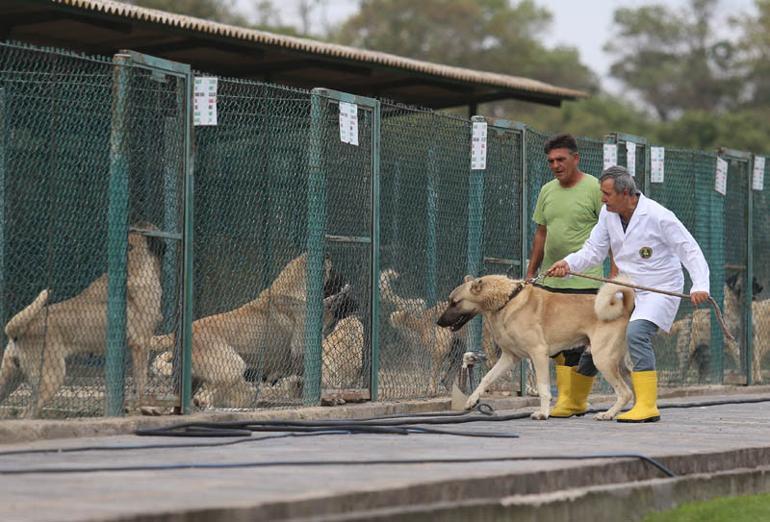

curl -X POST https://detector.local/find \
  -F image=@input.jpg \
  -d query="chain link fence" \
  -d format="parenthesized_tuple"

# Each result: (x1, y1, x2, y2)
(0, 41, 768, 418)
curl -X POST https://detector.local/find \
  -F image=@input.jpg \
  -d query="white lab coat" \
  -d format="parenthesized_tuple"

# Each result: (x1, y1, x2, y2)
(564, 194, 710, 332)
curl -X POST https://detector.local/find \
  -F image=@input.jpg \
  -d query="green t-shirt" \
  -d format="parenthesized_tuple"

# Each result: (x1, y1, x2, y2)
(532, 174, 604, 289)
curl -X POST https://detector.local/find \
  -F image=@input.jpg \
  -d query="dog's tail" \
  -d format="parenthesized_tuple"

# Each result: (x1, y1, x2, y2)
(150, 333, 176, 351)
(594, 275, 635, 321)
(5, 289, 49, 339)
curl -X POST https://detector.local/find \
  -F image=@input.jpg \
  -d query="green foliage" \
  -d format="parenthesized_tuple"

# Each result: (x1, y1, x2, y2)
(125, 0, 251, 26)
(642, 493, 770, 522)
(605, 0, 742, 121)
(332, 0, 598, 93)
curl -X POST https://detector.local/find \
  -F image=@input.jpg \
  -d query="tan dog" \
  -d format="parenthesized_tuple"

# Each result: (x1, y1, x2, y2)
(322, 314, 364, 389)
(382, 268, 530, 395)
(669, 275, 765, 382)
(0, 227, 164, 417)
(437, 275, 635, 420)
(151, 253, 350, 408)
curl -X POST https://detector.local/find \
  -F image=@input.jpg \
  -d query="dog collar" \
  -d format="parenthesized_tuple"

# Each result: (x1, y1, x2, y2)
(497, 283, 525, 311)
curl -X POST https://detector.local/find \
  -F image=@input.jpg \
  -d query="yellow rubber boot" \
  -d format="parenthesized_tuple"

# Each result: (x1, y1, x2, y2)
(551, 366, 594, 418)
(617, 370, 661, 423)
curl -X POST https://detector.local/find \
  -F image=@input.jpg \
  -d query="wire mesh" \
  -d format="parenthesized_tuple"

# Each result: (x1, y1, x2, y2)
(378, 103, 470, 399)
(648, 149, 724, 386)
(752, 156, 770, 384)
(2, 40, 770, 419)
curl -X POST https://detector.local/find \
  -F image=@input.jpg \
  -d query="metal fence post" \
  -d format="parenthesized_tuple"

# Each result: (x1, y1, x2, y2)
(466, 116, 485, 356)
(303, 88, 327, 405)
(0, 88, 5, 347)
(746, 155, 755, 385)
(106, 54, 131, 416)
(180, 71, 194, 414)
(370, 99, 381, 401)
(519, 123, 529, 396)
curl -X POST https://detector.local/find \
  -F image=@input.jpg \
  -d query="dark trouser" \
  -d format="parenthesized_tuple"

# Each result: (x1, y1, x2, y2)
(551, 346, 598, 377)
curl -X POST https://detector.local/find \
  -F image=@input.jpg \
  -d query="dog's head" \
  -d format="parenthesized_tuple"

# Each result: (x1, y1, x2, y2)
(725, 273, 764, 300)
(436, 275, 526, 332)
(322, 283, 359, 335)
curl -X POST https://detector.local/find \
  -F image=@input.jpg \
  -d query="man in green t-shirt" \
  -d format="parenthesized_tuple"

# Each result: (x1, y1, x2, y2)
(525, 133, 610, 418)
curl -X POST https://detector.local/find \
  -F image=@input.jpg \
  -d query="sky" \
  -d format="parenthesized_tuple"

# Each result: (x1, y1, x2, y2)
(237, 0, 757, 93)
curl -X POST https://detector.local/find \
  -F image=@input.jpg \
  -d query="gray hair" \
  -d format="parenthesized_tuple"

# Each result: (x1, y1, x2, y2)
(600, 166, 638, 195)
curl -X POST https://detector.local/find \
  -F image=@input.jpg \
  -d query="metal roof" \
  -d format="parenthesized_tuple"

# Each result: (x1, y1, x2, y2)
(0, 0, 588, 108)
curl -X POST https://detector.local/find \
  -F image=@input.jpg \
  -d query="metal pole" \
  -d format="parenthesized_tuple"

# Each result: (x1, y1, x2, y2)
(518, 124, 528, 396)
(180, 71, 194, 413)
(105, 54, 131, 416)
(303, 89, 327, 405)
(370, 100, 382, 401)
(466, 116, 485, 355)
(746, 156, 754, 385)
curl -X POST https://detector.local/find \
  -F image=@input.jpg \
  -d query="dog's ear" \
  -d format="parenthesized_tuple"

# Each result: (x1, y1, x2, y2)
(753, 277, 764, 296)
(464, 274, 474, 283)
(470, 278, 483, 295)
(726, 273, 738, 291)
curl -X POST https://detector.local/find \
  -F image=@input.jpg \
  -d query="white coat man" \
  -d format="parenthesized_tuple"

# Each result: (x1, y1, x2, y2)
(547, 165, 710, 423)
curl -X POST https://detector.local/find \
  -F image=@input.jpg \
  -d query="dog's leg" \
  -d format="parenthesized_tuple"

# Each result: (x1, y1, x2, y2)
(25, 352, 66, 418)
(465, 351, 516, 410)
(591, 333, 633, 421)
(0, 344, 24, 405)
(529, 350, 552, 420)
(129, 342, 149, 409)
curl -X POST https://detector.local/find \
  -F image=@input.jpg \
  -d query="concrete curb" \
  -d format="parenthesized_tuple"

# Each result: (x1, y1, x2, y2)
(0, 384, 768, 445)
(300, 465, 770, 522)
(116, 446, 770, 521)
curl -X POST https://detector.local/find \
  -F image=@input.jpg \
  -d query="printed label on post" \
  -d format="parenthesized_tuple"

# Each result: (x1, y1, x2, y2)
(626, 142, 636, 177)
(339, 101, 359, 146)
(603, 143, 618, 171)
(753, 156, 765, 191)
(651, 147, 665, 183)
(193, 77, 218, 126)
(471, 121, 487, 170)
(715, 157, 728, 195)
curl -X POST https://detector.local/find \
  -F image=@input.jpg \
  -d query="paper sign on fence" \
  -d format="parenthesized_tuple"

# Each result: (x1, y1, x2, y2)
(626, 142, 636, 177)
(753, 156, 765, 191)
(339, 101, 359, 146)
(651, 147, 665, 183)
(194, 77, 218, 126)
(471, 121, 487, 170)
(603, 143, 617, 171)
(715, 157, 728, 195)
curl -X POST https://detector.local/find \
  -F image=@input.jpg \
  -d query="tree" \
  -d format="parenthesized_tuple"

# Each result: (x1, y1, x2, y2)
(604, 0, 742, 121)
(124, 0, 252, 26)
(332, 0, 598, 93)
(733, 0, 770, 109)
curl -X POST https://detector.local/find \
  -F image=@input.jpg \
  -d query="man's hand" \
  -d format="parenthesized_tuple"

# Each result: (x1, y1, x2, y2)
(546, 260, 571, 278)
(690, 291, 709, 306)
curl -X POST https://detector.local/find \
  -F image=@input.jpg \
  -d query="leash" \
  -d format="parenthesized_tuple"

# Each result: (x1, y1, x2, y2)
(567, 271, 735, 342)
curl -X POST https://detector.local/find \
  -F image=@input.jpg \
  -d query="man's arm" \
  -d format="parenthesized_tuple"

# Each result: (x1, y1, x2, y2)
(526, 224, 547, 279)
(662, 212, 710, 305)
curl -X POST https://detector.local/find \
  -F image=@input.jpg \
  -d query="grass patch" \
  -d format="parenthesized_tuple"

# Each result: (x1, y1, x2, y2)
(642, 493, 770, 521)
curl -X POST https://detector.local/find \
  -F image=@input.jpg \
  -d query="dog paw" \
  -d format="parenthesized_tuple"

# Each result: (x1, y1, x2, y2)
(593, 411, 614, 421)
(530, 411, 549, 420)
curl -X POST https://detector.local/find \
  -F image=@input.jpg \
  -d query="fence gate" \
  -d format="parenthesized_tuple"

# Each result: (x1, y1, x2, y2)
(307, 88, 380, 404)
(721, 150, 753, 385)
(108, 51, 192, 415)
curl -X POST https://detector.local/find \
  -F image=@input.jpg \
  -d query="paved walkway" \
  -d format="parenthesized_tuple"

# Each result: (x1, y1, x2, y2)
(1, 389, 770, 521)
